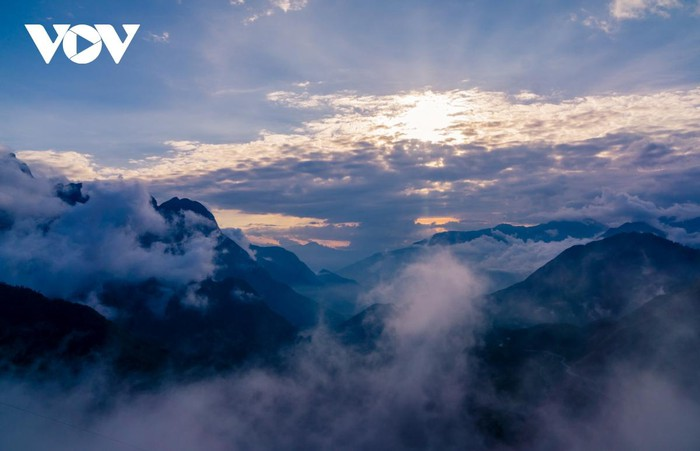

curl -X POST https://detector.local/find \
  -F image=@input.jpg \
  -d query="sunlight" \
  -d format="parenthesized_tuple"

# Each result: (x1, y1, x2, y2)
(395, 92, 462, 142)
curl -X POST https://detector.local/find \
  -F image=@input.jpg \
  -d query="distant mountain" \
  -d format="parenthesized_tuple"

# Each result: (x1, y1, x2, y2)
(245, 244, 362, 318)
(418, 220, 606, 246)
(487, 233, 700, 326)
(251, 244, 320, 286)
(338, 246, 426, 288)
(601, 221, 667, 238)
(317, 269, 357, 285)
(336, 303, 396, 352)
(283, 240, 364, 273)
(338, 220, 605, 290)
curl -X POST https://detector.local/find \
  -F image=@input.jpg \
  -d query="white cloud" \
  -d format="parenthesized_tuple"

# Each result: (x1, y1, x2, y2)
(0, 165, 216, 301)
(145, 31, 170, 44)
(16, 150, 104, 180)
(13, 85, 700, 249)
(271, 0, 308, 13)
(20, 86, 700, 182)
(0, 251, 488, 450)
(581, 14, 615, 32)
(233, 0, 309, 24)
(610, 0, 683, 19)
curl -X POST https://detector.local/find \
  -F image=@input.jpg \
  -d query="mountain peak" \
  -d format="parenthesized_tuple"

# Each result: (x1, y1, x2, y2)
(488, 232, 700, 326)
(601, 221, 667, 239)
(157, 197, 217, 223)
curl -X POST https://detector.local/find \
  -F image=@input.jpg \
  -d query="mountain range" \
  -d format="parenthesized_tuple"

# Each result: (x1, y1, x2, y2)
(2, 154, 700, 448)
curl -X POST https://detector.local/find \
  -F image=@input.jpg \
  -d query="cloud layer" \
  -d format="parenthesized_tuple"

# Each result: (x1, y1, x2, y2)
(15, 85, 700, 254)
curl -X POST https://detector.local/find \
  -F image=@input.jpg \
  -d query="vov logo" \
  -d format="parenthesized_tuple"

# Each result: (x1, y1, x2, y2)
(25, 24, 140, 64)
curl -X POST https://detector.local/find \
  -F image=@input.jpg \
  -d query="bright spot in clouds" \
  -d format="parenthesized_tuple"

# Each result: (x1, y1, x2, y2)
(415, 217, 461, 226)
(390, 92, 465, 143)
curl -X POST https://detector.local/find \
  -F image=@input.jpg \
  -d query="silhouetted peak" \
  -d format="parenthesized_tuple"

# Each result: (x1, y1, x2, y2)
(602, 221, 666, 239)
(157, 197, 217, 223)
(489, 232, 700, 326)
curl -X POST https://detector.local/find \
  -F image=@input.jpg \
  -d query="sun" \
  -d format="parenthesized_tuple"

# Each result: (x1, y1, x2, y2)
(396, 92, 462, 143)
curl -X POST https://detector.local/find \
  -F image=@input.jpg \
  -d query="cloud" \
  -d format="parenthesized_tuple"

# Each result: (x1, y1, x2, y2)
(271, 0, 308, 13)
(144, 31, 170, 44)
(1, 248, 699, 450)
(14, 86, 700, 252)
(212, 208, 355, 230)
(0, 251, 488, 451)
(550, 190, 700, 224)
(415, 217, 461, 226)
(233, 0, 310, 24)
(0, 158, 217, 303)
(576, 13, 615, 33)
(610, 0, 683, 19)
(21, 86, 700, 181)
(16, 150, 103, 180)
(536, 368, 700, 451)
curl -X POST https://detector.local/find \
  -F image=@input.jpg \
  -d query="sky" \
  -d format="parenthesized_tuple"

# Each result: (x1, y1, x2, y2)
(1, 0, 700, 257)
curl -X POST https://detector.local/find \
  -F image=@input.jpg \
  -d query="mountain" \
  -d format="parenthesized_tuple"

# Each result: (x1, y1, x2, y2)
(601, 221, 667, 238)
(569, 281, 700, 394)
(336, 303, 396, 352)
(317, 269, 356, 285)
(0, 278, 297, 382)
(0, 152, 323, 329)
(472, 236, 700, 446)
(157, 197, 217, 223)
(419, 220, 606, 246)
(0, 282, 167, 383)
(283, 240, 364, 272)
(150, 196, 322, 328)
(338, 246, 425, 288)
(251, 244, 320, 286)
(487, 232, 700, 326)
(246, 244, 361, 318)
(473, 282, 700, 445)
(338, 220, 605, 290)
(98, 277, 297, 375)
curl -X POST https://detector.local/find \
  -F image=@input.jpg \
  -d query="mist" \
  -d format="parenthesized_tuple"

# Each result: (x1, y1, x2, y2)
(2, 244, 699, 450)
(0, 252, 488, 451)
